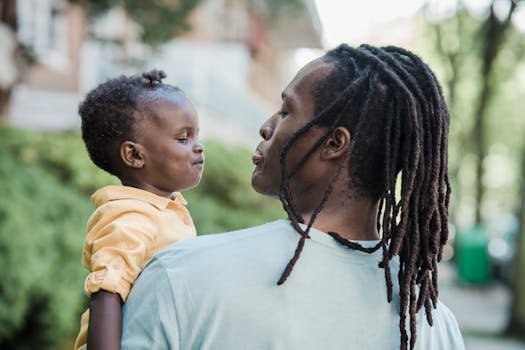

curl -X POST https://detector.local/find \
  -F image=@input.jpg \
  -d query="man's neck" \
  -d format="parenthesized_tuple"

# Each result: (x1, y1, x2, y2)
(298, 195, 380, 241)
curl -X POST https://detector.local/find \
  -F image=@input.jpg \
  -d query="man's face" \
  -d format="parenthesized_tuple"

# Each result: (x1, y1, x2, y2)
(138, 94, 204, 195)
(251, 58, 334, 197)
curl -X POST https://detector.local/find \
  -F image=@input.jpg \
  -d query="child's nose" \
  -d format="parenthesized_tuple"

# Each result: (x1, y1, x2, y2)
(193, 142, 205, 153)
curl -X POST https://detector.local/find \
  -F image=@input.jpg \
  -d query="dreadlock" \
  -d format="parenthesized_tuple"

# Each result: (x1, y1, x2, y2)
(276, 44, 450, 350)
(79, 69, 181, 176)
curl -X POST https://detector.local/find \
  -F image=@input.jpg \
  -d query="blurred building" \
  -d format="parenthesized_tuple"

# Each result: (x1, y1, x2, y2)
(7, 0, 85, 131)
(8, 0, 323, 145)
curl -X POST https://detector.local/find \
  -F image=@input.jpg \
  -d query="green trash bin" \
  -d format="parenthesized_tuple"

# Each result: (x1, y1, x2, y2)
(455, 225, 490, 284)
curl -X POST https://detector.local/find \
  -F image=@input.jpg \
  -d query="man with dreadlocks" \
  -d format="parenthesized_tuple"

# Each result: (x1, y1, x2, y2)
(121, 44, 464, 350)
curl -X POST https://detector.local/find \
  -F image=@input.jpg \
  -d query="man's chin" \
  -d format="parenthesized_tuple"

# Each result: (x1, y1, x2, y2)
(250, 172, 263, 194)
(251, 172, 278, 197)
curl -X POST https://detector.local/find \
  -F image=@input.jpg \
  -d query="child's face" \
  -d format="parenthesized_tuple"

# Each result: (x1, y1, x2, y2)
(138, 94, 204, 196)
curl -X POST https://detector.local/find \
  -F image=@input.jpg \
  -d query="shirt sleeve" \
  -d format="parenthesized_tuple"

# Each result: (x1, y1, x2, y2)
(418, 301, 465, 350)
(121, 257, 180, 350)
(83, 206, 158, 302)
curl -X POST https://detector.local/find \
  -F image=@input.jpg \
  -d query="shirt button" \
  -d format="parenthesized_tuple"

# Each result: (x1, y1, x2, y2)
(112, 263, 121, 269)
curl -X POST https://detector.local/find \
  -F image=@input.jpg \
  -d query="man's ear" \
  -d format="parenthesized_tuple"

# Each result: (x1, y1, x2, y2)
(120, 141, 145, 168)
(321, 126, 351, 160)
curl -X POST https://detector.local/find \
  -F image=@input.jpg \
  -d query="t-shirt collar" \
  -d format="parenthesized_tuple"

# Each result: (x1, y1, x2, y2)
(295, 221, 382, 255)
(91, 185, 187, 209)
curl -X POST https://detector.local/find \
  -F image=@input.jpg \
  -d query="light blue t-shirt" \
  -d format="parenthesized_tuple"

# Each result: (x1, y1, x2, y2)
(121, 220, 464, 350)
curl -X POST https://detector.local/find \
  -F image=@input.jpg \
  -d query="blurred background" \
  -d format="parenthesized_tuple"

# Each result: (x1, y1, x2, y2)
(0, 0, 524, 349)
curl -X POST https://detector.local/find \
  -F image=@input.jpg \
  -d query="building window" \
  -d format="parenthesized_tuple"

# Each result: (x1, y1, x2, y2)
(17, 0, 68, 70)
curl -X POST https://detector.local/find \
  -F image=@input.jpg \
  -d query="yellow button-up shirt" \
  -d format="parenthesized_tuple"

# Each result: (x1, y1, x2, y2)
(75, 185, 196, 349)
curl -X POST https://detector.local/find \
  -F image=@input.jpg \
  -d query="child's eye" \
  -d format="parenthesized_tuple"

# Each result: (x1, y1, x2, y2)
(177, 137, 188, 143)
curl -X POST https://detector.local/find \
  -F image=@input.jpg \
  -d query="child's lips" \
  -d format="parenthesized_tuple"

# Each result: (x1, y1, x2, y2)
(192, 158, 204, 167)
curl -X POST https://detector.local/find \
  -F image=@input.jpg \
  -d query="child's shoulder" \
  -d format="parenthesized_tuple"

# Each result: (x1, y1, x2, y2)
(91, 185, 166, 213)
(91, 198, 157, 218)
(87, 187, 162, 229)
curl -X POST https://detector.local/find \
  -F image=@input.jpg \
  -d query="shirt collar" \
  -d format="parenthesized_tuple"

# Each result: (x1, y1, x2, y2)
(296, 221, 382, 257)
(91, 185, 187, 210)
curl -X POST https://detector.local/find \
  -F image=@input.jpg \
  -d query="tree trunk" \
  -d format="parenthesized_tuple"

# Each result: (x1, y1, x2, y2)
(0, 0, 17, 119)
(508, 144, 525, 336)
(472, 82, 490, 224)
(0, 89, 12, 118)
(473, 1, 516, 224)
(0, 0, 17, 30)
(433, 13, 463, 225)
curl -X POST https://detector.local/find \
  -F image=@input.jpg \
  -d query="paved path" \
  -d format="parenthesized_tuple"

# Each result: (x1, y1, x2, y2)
(439, 262, 525, 350)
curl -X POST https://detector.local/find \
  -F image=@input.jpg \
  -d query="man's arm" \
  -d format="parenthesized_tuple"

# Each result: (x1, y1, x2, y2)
(87, 291, 122, 350)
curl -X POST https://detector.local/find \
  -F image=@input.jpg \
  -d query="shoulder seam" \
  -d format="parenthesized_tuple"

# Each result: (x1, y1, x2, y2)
(156, 256, 187, 348)
(156, 220, 287, 262)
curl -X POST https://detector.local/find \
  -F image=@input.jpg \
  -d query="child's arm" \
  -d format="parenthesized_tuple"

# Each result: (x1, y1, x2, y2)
(88, 290, 123, 350)
(83, 205, 159, 349)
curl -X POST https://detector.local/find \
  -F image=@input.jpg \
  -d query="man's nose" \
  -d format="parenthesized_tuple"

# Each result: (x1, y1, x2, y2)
(259, 117, 274, 140)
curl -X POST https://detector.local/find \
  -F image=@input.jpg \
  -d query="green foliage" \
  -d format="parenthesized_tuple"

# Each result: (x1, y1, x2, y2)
(248, 0, 306, 18)
(0, 128, 91, 349)
(0, 124, 283, 348)
(418, 6, 525, 228)
(0, 126, 119, 196)
(76, 0, 308, 46)
(79, 0, 202, 46)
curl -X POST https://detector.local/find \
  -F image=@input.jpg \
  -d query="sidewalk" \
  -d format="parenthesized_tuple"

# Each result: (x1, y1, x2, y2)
(438, 262, 525, 350)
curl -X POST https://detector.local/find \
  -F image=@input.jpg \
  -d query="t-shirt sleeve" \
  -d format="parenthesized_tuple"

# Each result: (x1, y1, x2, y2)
(418, 301, 465, 350)
(83, 205, 158, 302)
(121, 258, 180, 350)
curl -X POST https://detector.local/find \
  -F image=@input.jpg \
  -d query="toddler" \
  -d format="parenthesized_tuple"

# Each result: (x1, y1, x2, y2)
(74, 70, 204, 350)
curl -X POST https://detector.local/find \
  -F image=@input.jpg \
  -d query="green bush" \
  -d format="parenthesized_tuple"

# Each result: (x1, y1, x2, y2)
(0, 126, 119, 196)
(0, 137, 91, 349)
(0, 124, 283, 349)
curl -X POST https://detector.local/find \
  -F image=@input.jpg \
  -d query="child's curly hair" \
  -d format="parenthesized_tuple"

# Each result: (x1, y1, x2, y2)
(79, 69, 181, 175)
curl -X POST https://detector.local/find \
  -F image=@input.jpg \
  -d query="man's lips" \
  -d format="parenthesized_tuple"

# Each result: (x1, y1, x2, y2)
(192, 158, 204, 166)
(252, 148, 264, 165)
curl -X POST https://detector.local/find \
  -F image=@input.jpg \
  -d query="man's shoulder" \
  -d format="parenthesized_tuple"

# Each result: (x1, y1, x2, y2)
(151, 219, 291, 266)
(127, 219, 292, 305)
(418, 301, 465, 349)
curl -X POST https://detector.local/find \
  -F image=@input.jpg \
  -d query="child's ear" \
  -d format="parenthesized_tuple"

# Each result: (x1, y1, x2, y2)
(120, 141, 145, 168)
(320, 126, 351, 160)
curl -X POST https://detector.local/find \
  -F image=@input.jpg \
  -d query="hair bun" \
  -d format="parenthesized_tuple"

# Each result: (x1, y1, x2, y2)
(142, 69, 167, 85)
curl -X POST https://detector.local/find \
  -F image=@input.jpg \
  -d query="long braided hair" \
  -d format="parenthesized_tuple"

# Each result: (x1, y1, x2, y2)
(276, 44, 451, 350)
